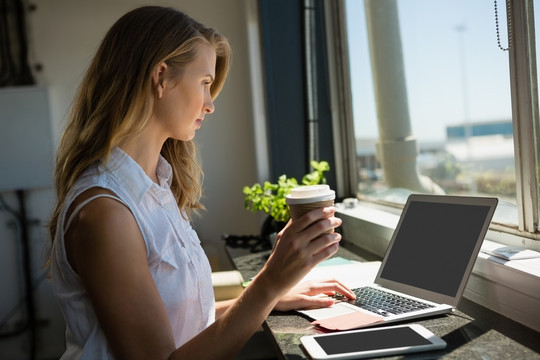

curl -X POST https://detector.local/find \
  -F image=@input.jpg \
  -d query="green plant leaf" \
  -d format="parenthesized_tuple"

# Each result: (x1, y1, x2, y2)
(243, 160, 330, 222)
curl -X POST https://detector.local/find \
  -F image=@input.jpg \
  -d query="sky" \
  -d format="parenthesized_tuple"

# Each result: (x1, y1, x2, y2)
(346, 0, 518, 141)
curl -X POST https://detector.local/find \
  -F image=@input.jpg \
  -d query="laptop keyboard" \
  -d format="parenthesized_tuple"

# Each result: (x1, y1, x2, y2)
(344, 286, 435, 317)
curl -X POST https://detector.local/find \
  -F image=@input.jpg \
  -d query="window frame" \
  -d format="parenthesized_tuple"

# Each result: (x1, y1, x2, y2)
(508, 0, 540, 236)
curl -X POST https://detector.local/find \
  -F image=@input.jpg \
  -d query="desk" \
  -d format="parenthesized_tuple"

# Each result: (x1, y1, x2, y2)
(229, 245, 540, 360)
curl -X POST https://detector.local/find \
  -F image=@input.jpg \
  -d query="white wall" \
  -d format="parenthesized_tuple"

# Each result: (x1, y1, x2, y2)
(0, 0, 265, 357)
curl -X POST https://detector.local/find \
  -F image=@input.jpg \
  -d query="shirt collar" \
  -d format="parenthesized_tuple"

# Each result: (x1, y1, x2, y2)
(156, 154, 173, 187)
(104, 147, 173, 203)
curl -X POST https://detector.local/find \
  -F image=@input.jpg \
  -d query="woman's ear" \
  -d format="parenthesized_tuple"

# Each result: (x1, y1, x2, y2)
(152, 62, 168, 99)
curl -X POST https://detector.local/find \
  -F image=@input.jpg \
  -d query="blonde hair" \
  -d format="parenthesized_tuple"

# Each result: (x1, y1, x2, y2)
(48, 6, 231, 248)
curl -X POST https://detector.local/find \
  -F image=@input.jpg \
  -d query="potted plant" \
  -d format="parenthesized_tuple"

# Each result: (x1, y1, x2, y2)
(243, 161, 330, 244)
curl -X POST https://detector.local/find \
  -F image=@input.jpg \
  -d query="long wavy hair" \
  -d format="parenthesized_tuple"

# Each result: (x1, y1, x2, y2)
(48, 6, 231, 248)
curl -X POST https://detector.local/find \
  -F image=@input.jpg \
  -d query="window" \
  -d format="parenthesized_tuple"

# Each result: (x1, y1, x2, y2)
(333, 0, 540, 246)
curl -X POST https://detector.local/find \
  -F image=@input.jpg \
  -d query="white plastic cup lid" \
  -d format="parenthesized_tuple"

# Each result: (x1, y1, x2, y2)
(286, 184, 335, 204)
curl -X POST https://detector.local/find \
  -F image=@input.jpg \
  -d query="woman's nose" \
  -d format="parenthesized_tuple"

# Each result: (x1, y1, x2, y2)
(204, 93, 215, 114)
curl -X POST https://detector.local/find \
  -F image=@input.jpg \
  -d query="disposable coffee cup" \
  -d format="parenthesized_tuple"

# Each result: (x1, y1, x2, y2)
(286, 185, 336, 233)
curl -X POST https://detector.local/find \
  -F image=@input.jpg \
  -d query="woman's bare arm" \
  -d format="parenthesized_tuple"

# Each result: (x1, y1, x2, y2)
(66, 189, 342, 360)
(65, 190, 177, 359)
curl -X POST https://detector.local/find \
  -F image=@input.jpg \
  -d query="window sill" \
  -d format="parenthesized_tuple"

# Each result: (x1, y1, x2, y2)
(337, 202, 540, 333)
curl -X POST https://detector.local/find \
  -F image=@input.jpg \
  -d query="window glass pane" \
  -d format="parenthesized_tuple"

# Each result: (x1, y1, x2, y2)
(346, 0, 517, 225)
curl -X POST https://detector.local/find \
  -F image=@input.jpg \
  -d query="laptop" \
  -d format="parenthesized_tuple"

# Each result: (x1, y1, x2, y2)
(300, 194, 498, 330)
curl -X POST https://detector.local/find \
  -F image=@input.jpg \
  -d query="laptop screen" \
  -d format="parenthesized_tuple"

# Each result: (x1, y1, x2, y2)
(377, 195, 497, 303)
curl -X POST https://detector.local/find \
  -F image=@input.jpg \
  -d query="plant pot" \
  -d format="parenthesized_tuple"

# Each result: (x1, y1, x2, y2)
(260, 215, 286, 248)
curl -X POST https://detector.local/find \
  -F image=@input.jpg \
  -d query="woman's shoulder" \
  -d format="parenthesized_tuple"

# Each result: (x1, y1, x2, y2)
(63, 187, 144, 273)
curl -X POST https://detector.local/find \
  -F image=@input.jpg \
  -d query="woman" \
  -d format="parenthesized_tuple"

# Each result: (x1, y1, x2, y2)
(48, 6, 354, 359)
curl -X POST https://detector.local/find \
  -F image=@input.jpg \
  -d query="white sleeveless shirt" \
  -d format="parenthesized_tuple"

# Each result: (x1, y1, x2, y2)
(51, 147, 215, 359)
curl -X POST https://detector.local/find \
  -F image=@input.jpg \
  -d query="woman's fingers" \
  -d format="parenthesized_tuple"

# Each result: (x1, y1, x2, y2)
(278, 208, 342, 256)
(307, 231, 342, 256)
(289, 206, 338, 234)
(297, 279, 355, 299)
(273, 279, 356, 311)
